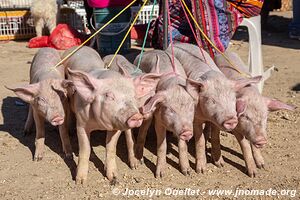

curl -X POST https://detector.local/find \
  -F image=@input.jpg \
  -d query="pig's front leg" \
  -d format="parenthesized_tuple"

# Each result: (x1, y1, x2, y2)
(76, 126, 91, 185)
(234, 132, 257, 177)
(33, 108, 45, 161)
(106, 130, 122, 185)
(155, 118, 167, 178)
(194, 121, 207, 173)
(24, 105, 34, 136)
(124, 129, 139, 169)
(251, 144, 265, 169)
(135, 117, 152, 162)
(210, 124, 225, 167)
(178, 139, 191, 176)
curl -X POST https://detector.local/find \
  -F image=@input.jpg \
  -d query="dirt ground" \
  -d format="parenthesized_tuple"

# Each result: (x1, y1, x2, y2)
(0, 11, 299, 200)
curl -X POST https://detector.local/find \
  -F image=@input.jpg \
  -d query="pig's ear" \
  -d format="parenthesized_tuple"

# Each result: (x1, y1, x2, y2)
(234, 76, 262, 91)
(67, 68, 97, 103)
(264, 98, 297, 112)
(5, 83, 40, 103)
(185, 78, 206, 100)
(116, 59, 131, 78)
(60, 80, 75, 96)
(133, 73, 162, 98)
(141, 91, 166, 114)
(236, 98, 247, 117)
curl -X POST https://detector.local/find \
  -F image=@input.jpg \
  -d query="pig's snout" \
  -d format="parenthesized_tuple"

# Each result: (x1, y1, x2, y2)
(253, 136, 267, 148)
(51, 115, 64, 126)
(222, 116, 238, 131)
(127, 113, 143, 128)
(179, 130, 193, 141)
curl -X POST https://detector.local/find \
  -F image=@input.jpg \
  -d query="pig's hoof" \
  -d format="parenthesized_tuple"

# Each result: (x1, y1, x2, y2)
(255, 159, 265, 169)
(33, 151, 44, 161)
(75, 176, 87, 185)
(213, 157, 225, 168)
(129, 157, 140, 170)
(247, 168, 258, 178)
(64, 152, 73, 160)
(196, 163, 206, 174)
(109, 177, 119, 186)
(182, 168, 191, 176)
(155, 168, 165, 178)
(135, 147, 144, 162)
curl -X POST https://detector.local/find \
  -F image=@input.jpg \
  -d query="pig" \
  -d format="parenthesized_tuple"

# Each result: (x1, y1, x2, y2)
(6, 47, 74, 161)
(133, 50, 196, 177)
(62, 46, 144, 184)
(102, 54, 162, 108)
(167, 43, 262, 173)
(209, 51, 296, 177)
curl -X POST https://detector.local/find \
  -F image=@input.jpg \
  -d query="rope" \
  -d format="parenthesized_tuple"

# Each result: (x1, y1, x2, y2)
(106, 0, 149, 68)
(52, 0, 137, 70)
(166, 0, 178, 74)
(135, 0, 157, 73)
(180, 0, 251, 78)
(178, 0, 206, 63)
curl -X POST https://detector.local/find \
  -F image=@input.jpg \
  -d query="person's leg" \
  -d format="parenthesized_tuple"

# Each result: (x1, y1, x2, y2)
(289, 0, 300, 39)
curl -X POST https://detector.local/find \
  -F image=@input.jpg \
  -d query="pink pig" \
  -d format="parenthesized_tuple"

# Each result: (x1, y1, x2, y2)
(168, 43, 262, 173)
(6, 47, 74, 161)
(209, 51, 296, 177)
(63, 46, 145, 184)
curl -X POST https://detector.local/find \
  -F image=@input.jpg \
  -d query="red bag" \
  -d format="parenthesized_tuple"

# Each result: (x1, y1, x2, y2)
(28, 24, 82, 50)
(28, 36, 49, 48)
(49, 24, 82, 50)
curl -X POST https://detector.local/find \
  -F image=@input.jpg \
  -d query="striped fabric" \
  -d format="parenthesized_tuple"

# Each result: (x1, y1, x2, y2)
(148, 0, 264, 57)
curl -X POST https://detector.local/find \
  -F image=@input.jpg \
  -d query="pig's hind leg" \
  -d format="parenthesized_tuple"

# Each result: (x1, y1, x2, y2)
(24, 106, 34, 136)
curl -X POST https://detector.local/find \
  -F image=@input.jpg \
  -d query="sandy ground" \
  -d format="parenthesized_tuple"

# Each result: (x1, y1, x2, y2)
(0, 11, 299, 200)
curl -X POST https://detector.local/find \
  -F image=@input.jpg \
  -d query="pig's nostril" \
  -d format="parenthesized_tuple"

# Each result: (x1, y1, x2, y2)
(127, 113, 143, 128)
(180, 131, 193, 141)
(223, 117, 238, 131)
(51, 116, 64, 126)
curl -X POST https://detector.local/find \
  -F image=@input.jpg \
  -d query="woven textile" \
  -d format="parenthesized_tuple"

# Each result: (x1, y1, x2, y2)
(149, 0, 264, 57)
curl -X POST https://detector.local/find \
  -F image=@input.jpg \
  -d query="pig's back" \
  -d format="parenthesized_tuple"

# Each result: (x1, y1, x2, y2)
(136, 50, 186, 77)
(62, 46, 104, 73)
(171, 43, 221, 77)
(214, 51, 251, 81)
(30, 48, 63, 83)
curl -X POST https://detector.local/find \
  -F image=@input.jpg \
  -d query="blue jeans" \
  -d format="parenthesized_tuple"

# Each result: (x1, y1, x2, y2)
(289, 0, 300, 31)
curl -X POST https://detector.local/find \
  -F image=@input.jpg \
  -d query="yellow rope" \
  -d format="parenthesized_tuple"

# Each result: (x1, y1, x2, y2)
(181, 0, 251, 78)
(106, 0, 149, 68)
(52, 0, 137, 69)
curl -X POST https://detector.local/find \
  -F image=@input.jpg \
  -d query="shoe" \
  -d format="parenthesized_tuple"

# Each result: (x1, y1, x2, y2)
(289, 30, 300, 40)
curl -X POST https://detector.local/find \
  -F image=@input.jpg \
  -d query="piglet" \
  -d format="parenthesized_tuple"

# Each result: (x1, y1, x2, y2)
(210, 51, 296, 177)
(134, 50, 196, 177)
(63, 46, 144, 184)
(6, 47, 74, 161)
(168, 43, 262, 173)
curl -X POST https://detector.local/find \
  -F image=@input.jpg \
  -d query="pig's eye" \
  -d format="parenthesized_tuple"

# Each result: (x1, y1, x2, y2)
(36, 97, 47, 105)
(167, 107, 176, 114)
(207, 97, 216, 105)
(105, 92, 115, 101)
(241, 114, 250, 121)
